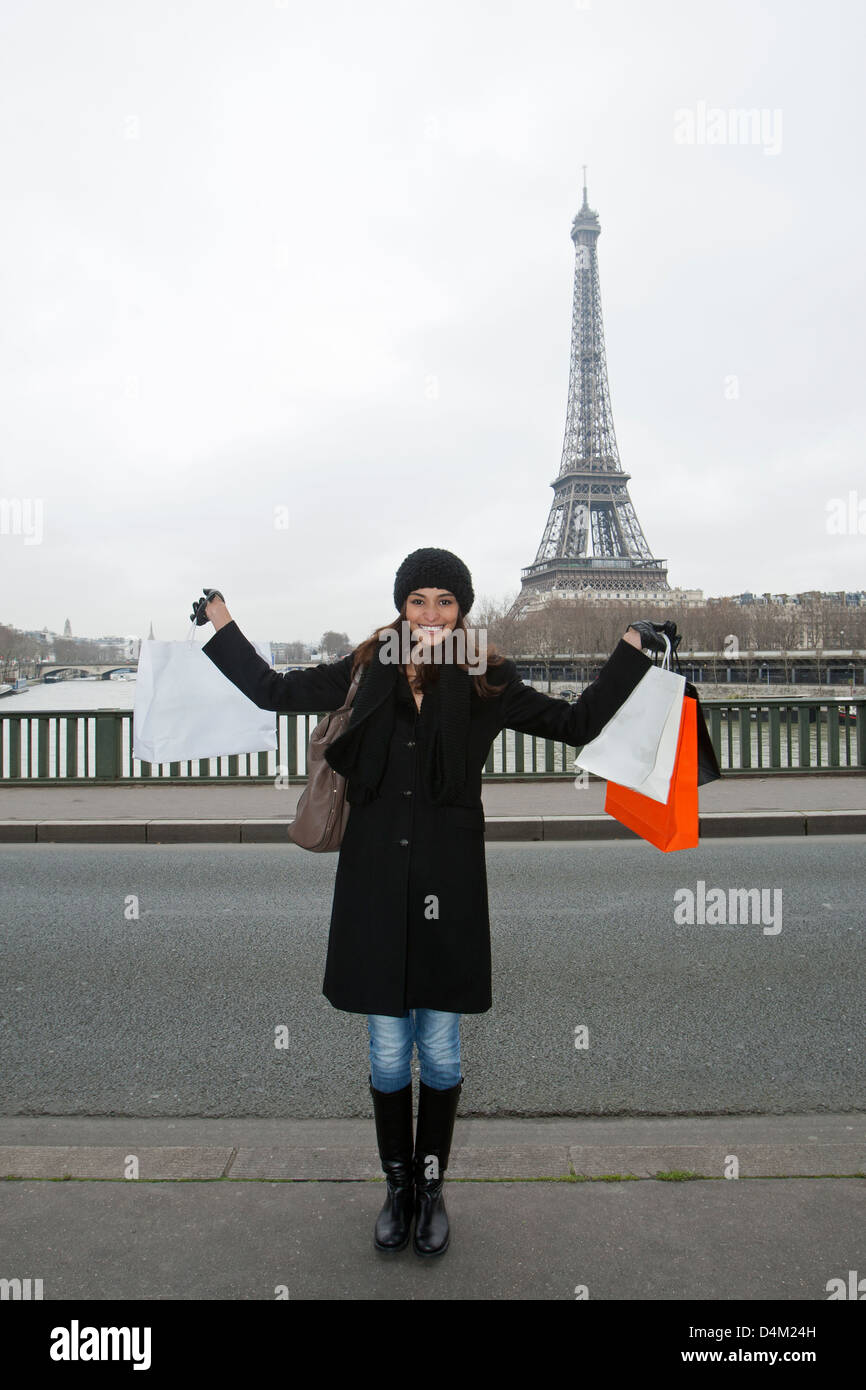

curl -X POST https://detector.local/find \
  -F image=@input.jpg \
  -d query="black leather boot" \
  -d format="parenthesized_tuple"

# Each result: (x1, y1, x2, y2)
(369, 1077, 415, 1252)
(412, 1076, 463, 1257)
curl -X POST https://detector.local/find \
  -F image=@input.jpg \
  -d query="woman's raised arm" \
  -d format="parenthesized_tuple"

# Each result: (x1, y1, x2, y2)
(498, 632, 653, 748)
(201, 605, 354, 713)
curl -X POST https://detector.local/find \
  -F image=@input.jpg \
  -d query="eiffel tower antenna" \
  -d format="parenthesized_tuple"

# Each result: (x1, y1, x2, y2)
(512, 175, 670, 615)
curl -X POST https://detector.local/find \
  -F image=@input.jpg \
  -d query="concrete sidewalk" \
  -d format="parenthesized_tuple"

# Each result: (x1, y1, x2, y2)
(2, 773, 865, 841)
(1, 1115, 863, 1300)
(1, 1112, 864, 1180)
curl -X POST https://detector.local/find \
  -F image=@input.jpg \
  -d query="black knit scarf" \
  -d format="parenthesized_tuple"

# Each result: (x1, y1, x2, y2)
(324, 631, 472, 806)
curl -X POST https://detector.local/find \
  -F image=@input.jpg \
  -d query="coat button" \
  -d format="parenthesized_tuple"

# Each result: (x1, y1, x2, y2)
(399, 838, 409, 846)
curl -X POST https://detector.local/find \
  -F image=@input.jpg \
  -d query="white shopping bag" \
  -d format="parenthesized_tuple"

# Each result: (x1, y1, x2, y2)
(574, 633, 685, 802)
(133, 623, 278, 764)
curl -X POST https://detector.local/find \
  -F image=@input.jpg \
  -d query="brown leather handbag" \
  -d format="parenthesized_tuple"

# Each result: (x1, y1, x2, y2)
(287, 668, 361, 852)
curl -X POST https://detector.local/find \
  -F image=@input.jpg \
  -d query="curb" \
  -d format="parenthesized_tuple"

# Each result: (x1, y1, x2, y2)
(1, 811, 866, 843)
(1, 1142, 864, 1181)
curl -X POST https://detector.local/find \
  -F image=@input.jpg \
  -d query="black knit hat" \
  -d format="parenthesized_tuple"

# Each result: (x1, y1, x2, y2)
(393, 547, 474, 617)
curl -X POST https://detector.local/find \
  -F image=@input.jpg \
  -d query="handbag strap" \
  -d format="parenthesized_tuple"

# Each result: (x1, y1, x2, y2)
(344, 667, 361, 708)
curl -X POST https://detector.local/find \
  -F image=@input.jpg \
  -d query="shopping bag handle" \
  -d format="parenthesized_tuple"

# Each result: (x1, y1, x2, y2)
(648, 627, 687, 678)
(652, 630, 673, 670)
(667, 630, 687, 678)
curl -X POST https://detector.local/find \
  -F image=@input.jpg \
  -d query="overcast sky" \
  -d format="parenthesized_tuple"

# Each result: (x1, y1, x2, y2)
(1, 0, 863, 647)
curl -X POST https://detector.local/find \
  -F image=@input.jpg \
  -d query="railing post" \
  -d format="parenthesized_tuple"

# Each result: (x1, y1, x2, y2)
(708, 708, 722, 766)
(754, 705, 764, 769)
(8, 716, 21, 778)
(514, 731, 524, 777)
(37, 716, 50, 779)
(826, 703, 840, 769)
(284, 715, 299, 779)
(768, 706, 781, 768)
(95, 713, 121, 779)
(65, 716, 78, 778)
(797, 706, 811, 770)
(738, 705, 751, 770)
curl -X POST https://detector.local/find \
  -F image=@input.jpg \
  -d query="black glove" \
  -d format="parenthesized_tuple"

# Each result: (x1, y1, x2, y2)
(190, 589, 225, 626)
(627, 619, 681, 655)
(653, 620, 682, 653)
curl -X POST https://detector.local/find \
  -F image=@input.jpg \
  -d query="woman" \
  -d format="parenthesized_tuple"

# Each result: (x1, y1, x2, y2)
(193, 547, 655, 1258)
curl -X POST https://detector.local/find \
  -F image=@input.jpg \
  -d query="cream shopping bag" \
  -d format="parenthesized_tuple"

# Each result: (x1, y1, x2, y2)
(133, 622, 278, 764)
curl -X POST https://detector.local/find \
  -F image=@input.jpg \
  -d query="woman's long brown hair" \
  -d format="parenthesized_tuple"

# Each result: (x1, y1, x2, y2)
(349, 603, 507, 699)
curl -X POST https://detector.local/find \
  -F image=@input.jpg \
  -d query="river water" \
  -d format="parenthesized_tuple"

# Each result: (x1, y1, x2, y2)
(0, 678, 138, 712)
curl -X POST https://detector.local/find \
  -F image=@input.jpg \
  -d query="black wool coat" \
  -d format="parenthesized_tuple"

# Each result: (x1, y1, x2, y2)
(202, 621, 654, 1017)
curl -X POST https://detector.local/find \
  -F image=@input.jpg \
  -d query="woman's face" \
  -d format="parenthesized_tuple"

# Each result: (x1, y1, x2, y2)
(405, 587, 458, 650)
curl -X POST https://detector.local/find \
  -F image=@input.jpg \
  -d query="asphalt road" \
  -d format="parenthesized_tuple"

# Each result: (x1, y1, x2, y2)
(3, 1178, 864, 1302)
(1, 838, 863, 1117)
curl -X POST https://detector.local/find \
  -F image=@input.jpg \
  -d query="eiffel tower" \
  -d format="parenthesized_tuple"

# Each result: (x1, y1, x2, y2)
(512, 175, 670, 615)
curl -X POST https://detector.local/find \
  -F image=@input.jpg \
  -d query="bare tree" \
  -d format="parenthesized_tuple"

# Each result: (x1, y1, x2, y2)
(320, 630, 351, 660)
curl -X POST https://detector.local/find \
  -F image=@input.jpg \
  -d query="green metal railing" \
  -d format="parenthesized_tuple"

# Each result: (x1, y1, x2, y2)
(1, 700, 864, 783)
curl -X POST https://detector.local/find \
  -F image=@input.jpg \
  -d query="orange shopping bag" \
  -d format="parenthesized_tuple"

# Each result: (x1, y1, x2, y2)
(604, 695, 699, 851)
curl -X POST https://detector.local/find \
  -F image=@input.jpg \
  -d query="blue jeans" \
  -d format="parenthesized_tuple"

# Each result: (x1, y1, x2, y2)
(368, 1009, 462, 1092)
